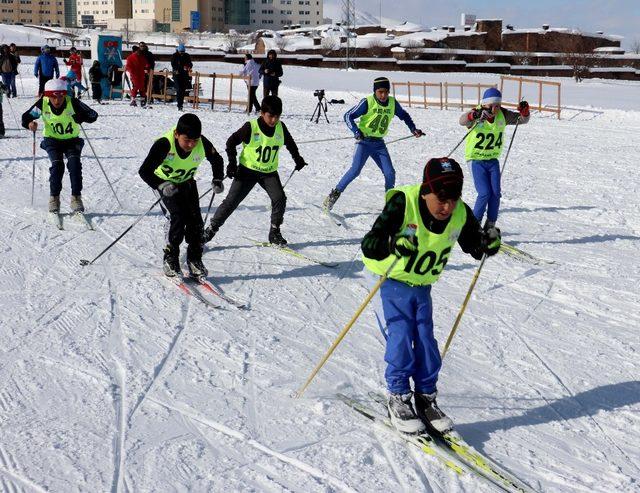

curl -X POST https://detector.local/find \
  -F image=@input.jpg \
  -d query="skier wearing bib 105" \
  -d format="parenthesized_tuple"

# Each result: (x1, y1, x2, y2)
(460, 87, 530, 233)
(138, 113, 225, 278)
(323, 76, 424, 212)
(21, 78, 98, 214)
(202, 96, 308, 246)
(361, 157, 501, 435)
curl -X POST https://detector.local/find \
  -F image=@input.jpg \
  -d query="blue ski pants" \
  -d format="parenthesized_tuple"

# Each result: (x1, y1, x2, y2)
(41, 137, 84, 196)
(470, 158, 501, 223)
(374, 277, 441, 395)
(336, 139, 395, 192)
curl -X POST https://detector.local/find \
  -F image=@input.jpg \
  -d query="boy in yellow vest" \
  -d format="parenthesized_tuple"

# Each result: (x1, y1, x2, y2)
(323, 76, 423, 212)
(361, 158, 501, 434)
(203, 96, 308, 246)
(139, 113, 224, 277)
(21, 78, 98, 214)
(459, 88, 530, 232)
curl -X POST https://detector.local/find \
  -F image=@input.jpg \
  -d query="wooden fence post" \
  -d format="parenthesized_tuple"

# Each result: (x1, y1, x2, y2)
(228, 73, 234, 111)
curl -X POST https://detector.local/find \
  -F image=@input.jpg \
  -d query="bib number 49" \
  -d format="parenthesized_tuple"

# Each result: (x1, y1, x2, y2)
(404, 247, 451, 277)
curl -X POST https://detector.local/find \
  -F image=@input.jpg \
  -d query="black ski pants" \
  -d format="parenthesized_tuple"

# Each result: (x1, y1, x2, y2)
(210, 166, 286, 230)
(0, 99, 4, 135)
(174, 73, 189, 110)
(41, 137, 84, 196)
(159, 179, 204, 259)
(248, 85, 260, 113)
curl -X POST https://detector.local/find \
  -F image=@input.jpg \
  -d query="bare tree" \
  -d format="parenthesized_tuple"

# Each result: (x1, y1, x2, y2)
(562, 40, 601, 82)
(403, 38, 424, 60)
(511, 50, 531, 65)
(225, 32, 246, 54)
(321, 35, 340, 55)
(631, 39, 640, 55)
(275, 36, 290, 52)
(366, 37, 388, 58)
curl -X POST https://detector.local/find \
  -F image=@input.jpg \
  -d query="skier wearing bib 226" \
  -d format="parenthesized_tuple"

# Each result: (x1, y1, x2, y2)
(138, 113, 224, 278)
(203, 96, 308, 246)
(361, 157, 501, 434)
(22, 78, 98, 213)
(460, 87, 530, 233)
(323, 76, 424, 212)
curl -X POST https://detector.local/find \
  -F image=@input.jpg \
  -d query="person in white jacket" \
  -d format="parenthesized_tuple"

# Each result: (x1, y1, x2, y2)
(240, 54, 261, 113)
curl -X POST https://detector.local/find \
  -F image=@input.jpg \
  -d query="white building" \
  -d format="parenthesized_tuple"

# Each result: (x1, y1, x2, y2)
(249, 0, 323, 30)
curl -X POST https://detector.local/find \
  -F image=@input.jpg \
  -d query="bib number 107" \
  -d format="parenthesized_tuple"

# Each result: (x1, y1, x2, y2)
(255, 145, 280, 164)
(404, 247, 451, 276)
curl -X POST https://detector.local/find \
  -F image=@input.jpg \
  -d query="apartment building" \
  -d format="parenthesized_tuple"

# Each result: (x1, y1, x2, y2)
(248, 0, 322, 30)
(0, 0, 65, 26)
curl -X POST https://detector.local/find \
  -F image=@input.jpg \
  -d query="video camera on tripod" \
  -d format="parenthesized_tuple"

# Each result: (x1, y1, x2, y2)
(311, 89, 329, 123)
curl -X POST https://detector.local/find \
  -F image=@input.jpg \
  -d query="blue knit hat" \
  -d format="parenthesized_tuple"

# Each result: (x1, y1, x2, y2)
(481, 87, 502, 105)
(177, 43, 185, 52)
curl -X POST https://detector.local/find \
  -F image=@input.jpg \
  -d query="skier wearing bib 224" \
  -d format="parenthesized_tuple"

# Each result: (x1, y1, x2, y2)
(139, 113, 224, 278)
(323, 77, 424, 212)
(460, 87, 530, 233)
(22, 78, 98, 214)
(361, 158, 501, 434)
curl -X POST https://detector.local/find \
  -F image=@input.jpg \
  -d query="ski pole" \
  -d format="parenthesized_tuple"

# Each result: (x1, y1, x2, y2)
(294, 256, 401, 398)
(386, 134, 415, 146)
(4, 96, 20, 128)
(500, 117, 521, 175)
(199, 187, 212, 200)
(30, 131, 36, 205)
(282, 169, 295, 189)
(446, 122, 477, 158)
(80, 125, 123, 209)
(297, 136, 353, 145)
(80, 197, 162, 266)
(441, 254, 487, 360)
(203, 192, 216, 224)
(18, 72, 24, 96)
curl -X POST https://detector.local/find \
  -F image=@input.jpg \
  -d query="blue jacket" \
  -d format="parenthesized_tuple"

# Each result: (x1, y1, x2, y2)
(344, 96, 416, 137)
(34, 53, 60, 78)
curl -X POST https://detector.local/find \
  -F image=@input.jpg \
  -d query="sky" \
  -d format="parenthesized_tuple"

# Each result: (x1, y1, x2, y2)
(325, 0, 640, 48)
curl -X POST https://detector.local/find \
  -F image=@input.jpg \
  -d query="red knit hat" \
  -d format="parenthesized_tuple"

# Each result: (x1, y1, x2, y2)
(421, 157, 463, 200)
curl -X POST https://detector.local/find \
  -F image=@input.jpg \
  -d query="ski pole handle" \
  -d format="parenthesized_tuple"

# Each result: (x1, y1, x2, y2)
(294, 256, 400, 398)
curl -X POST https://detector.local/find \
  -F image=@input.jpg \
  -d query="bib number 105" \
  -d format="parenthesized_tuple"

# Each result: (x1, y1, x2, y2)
(404, 247, 451, 276)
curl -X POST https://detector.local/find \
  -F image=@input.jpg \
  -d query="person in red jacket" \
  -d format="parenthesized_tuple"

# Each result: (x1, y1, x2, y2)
(125, 46, 149, 107)
(64, 47, 83, 83)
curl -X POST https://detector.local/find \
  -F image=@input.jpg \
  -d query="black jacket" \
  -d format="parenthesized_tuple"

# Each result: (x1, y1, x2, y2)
(170, 52, 193, 77)
(0, 52, 18, 74)
(259, 54, 283, 89)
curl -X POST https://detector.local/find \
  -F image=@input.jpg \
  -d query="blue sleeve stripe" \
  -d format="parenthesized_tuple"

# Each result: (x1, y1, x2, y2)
(344, 98, 368, 133)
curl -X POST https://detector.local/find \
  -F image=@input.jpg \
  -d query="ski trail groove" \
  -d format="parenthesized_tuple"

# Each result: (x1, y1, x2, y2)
(0, 445, 47, 493)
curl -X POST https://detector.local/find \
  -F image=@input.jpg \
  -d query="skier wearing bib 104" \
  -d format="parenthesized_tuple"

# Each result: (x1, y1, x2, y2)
(21, 78, 98, 214)
(460, 87, 530, 233)
(138, 113, 225, 278)
(361, 158, 502, 435)
(323, 76, 424, 212)
(202, 96, 308, 246)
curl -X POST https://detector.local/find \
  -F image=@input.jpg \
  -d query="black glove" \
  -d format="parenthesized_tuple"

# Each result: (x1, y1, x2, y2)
(226, 161, 237, 178)
(518, 100, 530, 117)
(413, 128, 424, 137)
(471, 107, 483, 120)
(481, 227, 501, 256)
(158, 181, 178, 197)
(72, 113, 82, 124)
(390, 233, 419, 257)
(211, 179, 224, 194)
(294, 157, 308, 171)
(354, 130, 364, 141)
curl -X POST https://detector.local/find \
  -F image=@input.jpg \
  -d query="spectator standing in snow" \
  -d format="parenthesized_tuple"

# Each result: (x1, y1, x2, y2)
(89, 60, 106, 104)
(0, 44, 18, 99)
(240, 54, 261, 113)
(259, 50, 282, 98)
(34, 45, 60, 97)
(171, 44, 193, 111)
(9, 43, 20, 97)
(125, 46, 149, 107)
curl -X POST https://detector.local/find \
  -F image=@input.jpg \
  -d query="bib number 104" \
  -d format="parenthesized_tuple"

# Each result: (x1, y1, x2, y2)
(404, 247, 451, 276)
(51, 121, 75, 135)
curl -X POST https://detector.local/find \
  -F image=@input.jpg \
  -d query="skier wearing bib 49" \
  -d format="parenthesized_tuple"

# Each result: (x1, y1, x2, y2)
(361, 158, 501, 434)
(21, 78, 98, 213)
(460, 87, 530, 233)
(323, 76, 424, 211)
(203, 96, 308, 246)
(138, 113, 224, 278)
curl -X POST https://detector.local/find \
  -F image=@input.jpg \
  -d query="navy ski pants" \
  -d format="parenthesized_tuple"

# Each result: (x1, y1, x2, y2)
(41, 137, 84, 196)
(470, 158, 501, 224)
(375, 278, 441, 395)
(336, 138, 395, 192)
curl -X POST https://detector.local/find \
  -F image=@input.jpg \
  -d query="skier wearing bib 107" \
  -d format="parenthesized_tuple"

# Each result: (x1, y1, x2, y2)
(202, 95, 308, 246)
(21, 78, 98, 214)
(361, 157, 501, 435)
(138, 113, 225, 278)
(323, 76, 424, 212)
(460, 87, 530, 233)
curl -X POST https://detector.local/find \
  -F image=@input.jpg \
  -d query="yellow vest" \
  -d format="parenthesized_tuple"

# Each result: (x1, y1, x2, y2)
(465, 108, 506, 161)
(240, 119, 284, 173)
(153, 127, 206, 184)
(42, 96, 80, 139)
(358, 95, 396, 138)
(363, 184, 466, 286)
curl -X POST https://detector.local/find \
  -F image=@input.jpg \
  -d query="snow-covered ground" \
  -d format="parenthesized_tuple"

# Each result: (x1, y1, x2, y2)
(0, 60, 639, 492)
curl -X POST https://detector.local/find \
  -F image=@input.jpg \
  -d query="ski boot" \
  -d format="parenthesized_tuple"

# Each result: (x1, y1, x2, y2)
(323, 188, 341, 211)
(414, 391, 454, 434)
(387, 392, 426, 434)
(268, 225, 287, 246)
(70, 195, 84, 212)
(48, 195, 60, 213)
(187, 247, 208, 278)
(162, 245, 181, 277)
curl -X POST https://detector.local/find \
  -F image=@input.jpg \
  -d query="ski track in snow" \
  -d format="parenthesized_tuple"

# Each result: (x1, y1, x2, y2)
(0, 62, 639, 491)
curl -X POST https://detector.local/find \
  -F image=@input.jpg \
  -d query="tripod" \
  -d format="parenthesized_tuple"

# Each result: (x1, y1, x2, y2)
(311, 96, 329, 124)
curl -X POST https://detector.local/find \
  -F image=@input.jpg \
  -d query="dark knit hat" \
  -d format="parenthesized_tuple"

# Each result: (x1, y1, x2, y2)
(421, 158, 463, 200)
(373, 76, 390, 91)
(176, 113, 202, 139)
